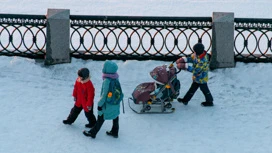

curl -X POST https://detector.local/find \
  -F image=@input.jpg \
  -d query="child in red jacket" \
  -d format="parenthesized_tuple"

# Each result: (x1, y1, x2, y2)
(63, 68, 96, 128)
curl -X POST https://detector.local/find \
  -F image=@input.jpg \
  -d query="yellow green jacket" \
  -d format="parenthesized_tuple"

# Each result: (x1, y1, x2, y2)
(186, 51, 210, 84)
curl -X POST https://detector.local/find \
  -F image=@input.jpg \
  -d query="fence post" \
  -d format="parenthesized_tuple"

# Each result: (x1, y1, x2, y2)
(210, 12, 235, 70)
(45, 9, 70, 65)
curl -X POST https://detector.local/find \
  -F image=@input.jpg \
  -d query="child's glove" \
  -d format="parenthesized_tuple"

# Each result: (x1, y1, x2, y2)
(176, 57, 187, 64)
(87, 106, 92, 111)
(97, 106, 103, 116)
(177, 62, 188, 70)
(97, 106, 102, 111)
(74, 97, 76, 101)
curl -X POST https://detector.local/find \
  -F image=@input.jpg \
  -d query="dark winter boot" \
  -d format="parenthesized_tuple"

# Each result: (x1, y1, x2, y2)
(201, 101, 214, 107)
(85, 123, 95, 128)
(63, 105, 82, 125)
(177, 98, 188, 105)
(83, 130, 96, 139)
(84, 110, 96, 128)
(106, 131, 118, 138)
(63, 120, 73, 125)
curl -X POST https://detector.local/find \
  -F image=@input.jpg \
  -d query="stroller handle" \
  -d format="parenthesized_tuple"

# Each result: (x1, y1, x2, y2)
(175, 69, 182, 74)
(169, 61, 182, 74)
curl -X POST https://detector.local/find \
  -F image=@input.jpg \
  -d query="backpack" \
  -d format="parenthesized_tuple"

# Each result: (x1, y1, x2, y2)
(106, 79, 124, 105)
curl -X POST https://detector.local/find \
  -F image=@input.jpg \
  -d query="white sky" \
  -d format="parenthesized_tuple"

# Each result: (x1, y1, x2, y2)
(1, 0, 272, 18)
(1, 1, 272, 153)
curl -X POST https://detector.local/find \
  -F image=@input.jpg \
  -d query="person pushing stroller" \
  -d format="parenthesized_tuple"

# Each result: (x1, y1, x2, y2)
(176, 42, 214, 107)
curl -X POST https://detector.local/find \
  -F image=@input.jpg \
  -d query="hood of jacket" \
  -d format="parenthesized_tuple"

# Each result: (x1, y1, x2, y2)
(102, 61, 118, 74)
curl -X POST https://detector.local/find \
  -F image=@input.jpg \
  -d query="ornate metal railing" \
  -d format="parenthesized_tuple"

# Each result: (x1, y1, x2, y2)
(70, 15, 212, 61)
(234, 18, 272, 62)
(1, 13, 272, 63)
(0, 14, 46, 59)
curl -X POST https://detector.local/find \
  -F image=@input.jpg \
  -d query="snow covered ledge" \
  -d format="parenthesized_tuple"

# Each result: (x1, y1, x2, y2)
(210, 12, 235, 70)
(45, 9, 71, 65)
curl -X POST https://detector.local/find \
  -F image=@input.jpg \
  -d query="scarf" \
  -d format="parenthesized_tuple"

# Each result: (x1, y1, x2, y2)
(102, 73, 119, 80)
(76, 76, 91, 84)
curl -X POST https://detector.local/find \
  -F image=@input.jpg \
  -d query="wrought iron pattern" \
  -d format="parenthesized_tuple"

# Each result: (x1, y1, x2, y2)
(1, 13, 272, 63)
(70, 15, 212, 61)
(0, 14, 46, 58)
(234, 18, 272, 62)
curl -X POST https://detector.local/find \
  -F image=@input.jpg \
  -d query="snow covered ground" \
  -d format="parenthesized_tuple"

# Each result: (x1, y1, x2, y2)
(1, 57, 272, 153)
(1, 0, 272, 153)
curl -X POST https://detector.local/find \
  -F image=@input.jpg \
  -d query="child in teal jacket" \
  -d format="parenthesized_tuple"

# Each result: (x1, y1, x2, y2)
(83, 61, 122, 138)
(176, 43, 214, 106)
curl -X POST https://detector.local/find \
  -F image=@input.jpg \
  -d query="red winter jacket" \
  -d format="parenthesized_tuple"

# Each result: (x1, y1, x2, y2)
(73, 77, 95, 112)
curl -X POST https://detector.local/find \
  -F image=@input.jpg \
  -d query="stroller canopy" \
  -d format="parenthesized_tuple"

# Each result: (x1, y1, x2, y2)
(150, 65, 176, 84)
(131, 64, 180, 105)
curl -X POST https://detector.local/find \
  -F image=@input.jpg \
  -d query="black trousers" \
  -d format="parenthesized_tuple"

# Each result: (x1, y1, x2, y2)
(66, 105, 96, 125)
(183, 82, 213, 102)
(90, 115, 119, 136)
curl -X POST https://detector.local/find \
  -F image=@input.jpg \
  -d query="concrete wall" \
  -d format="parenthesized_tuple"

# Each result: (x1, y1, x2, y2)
(45, 9, 70, 65)
(210, 12, 235, 70)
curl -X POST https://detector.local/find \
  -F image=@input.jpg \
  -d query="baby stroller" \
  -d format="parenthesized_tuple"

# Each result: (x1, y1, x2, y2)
(128, 63, 180, 114)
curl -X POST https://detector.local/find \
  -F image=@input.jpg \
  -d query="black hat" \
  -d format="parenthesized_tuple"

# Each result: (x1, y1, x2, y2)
(193, 43, 205, 55)
(78, 68, 89, 80)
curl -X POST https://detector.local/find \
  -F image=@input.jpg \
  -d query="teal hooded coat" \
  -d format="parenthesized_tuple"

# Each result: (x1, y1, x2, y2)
(97, 61, 121, 120)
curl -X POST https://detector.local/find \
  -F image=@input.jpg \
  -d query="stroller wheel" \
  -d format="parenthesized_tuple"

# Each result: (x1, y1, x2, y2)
(145, 105, 151, 111)
(165, 103, 172, 109)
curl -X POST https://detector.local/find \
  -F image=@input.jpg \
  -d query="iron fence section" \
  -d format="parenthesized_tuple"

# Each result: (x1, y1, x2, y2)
(0, 14, 47, 59)
(1, 13, 272, 63)
(70, 15, 212, 61)
(234, 18, 272, 62)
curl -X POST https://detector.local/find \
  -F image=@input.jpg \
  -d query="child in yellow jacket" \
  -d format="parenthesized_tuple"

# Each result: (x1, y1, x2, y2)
(176, 43, 213, 106)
